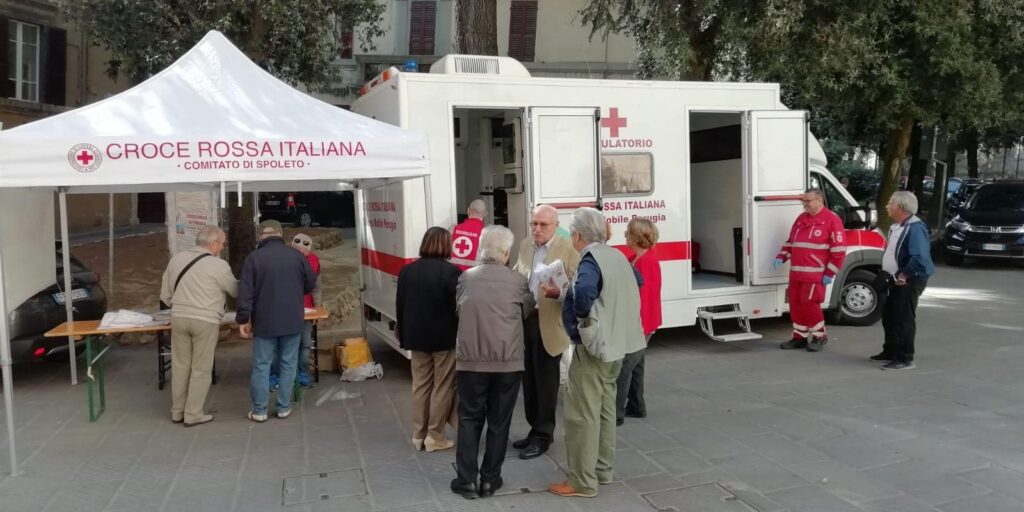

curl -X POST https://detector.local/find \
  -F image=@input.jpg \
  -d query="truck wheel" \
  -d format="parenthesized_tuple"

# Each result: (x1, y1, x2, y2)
(944, 252, 964, 266)
(834, 269, 882, 326)
(298, 212, 313, 227)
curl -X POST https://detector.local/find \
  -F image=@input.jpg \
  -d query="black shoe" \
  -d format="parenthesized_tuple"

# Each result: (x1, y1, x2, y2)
(479, 477, 503, 498)
(806, 336, 829, 352)
(512, 438, 531, 450)
(624, 410, 646, 419)
(881, 361, 917, 371)
(780, 338, 808, 350)
(616, 418, 624, 426)
(869, 352, 893, 361)
(450, 479, 478, 499)
(519, 443, 547, 460)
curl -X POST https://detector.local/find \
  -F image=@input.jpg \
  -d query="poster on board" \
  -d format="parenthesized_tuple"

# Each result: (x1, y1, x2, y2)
(167, 192, 217, 255)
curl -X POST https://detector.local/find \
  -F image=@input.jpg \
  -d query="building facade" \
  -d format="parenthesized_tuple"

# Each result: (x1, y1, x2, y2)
(311, 0, 638, 106)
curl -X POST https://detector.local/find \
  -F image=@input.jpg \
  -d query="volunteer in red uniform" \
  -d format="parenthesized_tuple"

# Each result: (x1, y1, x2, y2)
(773, 189, 846, 351)
(451, 199, 487, 270)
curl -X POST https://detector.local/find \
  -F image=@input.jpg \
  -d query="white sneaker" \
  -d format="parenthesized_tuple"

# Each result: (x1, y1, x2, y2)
(277, 408, 292, 419)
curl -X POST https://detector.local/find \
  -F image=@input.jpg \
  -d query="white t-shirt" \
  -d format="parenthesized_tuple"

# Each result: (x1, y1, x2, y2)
(882, 222, 906, 275)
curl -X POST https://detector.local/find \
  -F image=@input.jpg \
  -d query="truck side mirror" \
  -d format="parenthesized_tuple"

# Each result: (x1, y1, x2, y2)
(844, 206, 875, 230)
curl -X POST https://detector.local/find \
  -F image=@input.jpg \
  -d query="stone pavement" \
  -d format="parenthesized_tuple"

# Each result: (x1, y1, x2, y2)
(1, 260, 1023, 512)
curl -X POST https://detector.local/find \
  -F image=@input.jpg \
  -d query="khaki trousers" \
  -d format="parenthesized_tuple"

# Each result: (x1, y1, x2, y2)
(564, 344, 622, 495)
(170, 317, 220, 423)
(410, 350, 457, 442)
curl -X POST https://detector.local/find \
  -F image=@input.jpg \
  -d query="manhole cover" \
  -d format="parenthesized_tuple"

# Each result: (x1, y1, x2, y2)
(282, 468, 367, 506)
(644, 483, 760, 512)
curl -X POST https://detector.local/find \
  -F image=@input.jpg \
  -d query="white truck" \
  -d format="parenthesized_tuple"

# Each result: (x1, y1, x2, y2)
(352, 55, 884, 354)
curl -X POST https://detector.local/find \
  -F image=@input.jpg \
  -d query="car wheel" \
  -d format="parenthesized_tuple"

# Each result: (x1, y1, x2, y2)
(944, 252, 964, 266)
(298, 212, 313, 227)
(834, 269, 882, 326)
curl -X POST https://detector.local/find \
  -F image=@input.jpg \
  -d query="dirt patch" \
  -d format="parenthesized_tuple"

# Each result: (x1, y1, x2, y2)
(70, 227, 361, 342)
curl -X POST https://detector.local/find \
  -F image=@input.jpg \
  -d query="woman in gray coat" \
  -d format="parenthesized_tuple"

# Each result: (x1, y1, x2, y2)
(451, 225, 536, 500)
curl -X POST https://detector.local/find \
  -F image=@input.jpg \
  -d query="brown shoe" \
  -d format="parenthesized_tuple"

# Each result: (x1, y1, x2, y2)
(424, 437, 454, 452)
(548, 481, 597, 498)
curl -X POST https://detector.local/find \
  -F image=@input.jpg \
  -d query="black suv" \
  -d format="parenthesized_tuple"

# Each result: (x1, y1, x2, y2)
(943, 182, 1024, 266)
(258, 191, 354, 228)
(9, 249, 108, 363)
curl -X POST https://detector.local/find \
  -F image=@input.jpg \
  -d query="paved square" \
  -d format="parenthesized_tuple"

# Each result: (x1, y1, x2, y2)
(1, 261, 1023, 511)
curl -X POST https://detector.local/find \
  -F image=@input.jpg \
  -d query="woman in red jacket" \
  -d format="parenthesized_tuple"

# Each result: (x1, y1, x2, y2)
(616, 218, 662, 425)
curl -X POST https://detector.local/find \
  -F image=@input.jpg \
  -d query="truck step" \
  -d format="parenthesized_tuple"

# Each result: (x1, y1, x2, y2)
(711, 332, 764, 343)
(697, 309, 749, 320)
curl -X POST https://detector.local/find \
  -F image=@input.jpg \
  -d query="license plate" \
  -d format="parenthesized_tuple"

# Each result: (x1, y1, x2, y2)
(982, 243, 1006, 251)
(53, 288, 89, 304)
(265, 200, 280, 206)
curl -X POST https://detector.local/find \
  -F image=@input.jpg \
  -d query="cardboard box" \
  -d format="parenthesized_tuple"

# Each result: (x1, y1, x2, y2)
(317, 344, 338, 373)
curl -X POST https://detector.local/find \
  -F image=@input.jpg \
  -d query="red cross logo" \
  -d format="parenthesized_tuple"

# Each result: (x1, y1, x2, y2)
(453, 236, 474, 258)
(75, 150, 95, 166)
(67, 143, 103, 173)
(601, 108, 628, 138)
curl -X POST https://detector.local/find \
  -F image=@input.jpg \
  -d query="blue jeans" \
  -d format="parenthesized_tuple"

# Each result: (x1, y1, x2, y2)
(251, 333, 301, 415)
(270, 322, 313, 387)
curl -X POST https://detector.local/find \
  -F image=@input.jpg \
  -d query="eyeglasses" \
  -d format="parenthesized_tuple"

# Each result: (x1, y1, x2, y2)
(530, 222, 553, 228)
(293, 238, 311, 246)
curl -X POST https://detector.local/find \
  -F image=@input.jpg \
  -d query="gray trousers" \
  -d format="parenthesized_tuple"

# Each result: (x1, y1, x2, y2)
(615, 348, 646, 422)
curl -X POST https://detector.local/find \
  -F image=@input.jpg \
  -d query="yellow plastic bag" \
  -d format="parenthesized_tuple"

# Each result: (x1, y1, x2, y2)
(340, 337, 371, 369)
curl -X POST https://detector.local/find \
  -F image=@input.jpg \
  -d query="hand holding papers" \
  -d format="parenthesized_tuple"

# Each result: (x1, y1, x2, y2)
(535, 259, 570, 301)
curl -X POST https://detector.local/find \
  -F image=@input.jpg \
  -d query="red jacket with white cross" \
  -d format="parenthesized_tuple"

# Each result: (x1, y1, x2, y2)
(776, 209, 847, 283)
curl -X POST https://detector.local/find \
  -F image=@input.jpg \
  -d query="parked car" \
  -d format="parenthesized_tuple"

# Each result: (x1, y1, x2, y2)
(8, 248, 108, 363)
(943, 182, 1024, 266)
(944, 179, 983, 222)
(258, 191, 354, 227)
(920, 177, 965, 212)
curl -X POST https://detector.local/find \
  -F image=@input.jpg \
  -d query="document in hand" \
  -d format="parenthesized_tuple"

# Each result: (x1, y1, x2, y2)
(535, 259, 571, 300)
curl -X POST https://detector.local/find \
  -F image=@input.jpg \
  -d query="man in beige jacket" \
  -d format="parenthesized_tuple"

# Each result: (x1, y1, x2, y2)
(160, 225, 238, 427)
(511, 205, 580, 459)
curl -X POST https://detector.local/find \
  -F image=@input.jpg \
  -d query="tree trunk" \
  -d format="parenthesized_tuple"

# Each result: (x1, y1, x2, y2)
(965, 133, 979, 178)
(906, 122, 926, 197)
(226, 194, 258, 275)
(876, 117, 915, 231)
(456, 0, 497, 55)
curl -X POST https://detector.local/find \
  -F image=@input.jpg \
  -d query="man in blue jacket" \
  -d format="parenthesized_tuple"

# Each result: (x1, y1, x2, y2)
(237, 220, 316, 422)
(873, 191, 935, 371)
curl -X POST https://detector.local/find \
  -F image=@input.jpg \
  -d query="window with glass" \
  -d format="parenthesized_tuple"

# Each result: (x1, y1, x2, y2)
(7, 20, 40, 102)
(818, 173, 849, 218)
(601, 153, 653, 195)
(408, 1, 436, 56)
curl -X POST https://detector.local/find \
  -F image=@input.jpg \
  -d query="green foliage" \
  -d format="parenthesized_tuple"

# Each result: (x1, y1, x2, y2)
(67, 0, 386, 90)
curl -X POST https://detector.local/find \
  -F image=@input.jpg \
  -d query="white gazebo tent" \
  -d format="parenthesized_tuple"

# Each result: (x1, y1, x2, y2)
(0, 31, 429, 475)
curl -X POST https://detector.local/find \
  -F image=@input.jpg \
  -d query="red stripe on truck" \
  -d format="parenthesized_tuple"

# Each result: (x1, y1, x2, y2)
(614, 241, 691, 261)
(844, 229, 885, 250)
(361, 248, 416, 276)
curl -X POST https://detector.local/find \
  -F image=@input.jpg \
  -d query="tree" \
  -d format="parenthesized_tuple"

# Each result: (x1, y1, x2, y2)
(742, 0, 1024, 229)
(456, 0, 498, 55)
(580, 0, 752, 80)
(69, 0, 386, 271)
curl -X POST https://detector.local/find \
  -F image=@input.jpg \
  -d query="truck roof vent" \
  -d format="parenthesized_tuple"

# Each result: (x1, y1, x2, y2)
(429, 55, 531, 78)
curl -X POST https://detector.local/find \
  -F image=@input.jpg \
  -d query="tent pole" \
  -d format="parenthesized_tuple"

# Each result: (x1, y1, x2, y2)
(59, 190, 78, 385)
(108, 193, 114, 304)
(0, 240, 20, 476)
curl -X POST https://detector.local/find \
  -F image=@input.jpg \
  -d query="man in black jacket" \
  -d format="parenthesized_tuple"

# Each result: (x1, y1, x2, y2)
(237, 220, 316, 423)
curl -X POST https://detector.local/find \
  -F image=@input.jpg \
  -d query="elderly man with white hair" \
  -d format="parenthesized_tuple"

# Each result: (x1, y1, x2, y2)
(511, 204, 580, 460)
(872, 191, 934, 371)
(160, 225, 237, 427)
(451, 225, 536, 499)
(544, 207, 645, 498)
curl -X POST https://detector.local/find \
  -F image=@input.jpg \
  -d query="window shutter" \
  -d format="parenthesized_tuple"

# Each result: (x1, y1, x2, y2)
(508, 2, 537, 62)
(43, 26, 66, 106)
(409, 1, 435, 56)
(340, 30, 353, 59)
(0, 16, 12, 99)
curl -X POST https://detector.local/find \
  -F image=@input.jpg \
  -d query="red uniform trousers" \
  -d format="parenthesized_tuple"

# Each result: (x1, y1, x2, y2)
(788, 280, 826, 340)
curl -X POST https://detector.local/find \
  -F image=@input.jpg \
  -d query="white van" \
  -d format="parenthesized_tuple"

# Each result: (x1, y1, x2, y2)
(352, 55, 884, 354)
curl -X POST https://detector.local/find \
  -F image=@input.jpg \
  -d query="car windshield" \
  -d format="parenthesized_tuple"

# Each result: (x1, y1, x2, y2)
(947, 180, 962, 193)
(965, 186, 1024, 212)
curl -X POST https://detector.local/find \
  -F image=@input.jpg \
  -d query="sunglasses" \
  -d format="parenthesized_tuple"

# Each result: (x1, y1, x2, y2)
(293, 238, 311, 246)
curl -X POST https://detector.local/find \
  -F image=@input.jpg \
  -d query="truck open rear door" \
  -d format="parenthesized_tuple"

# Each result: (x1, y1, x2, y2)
(527, 107, 601, 226)
(745, 110, 809, 285)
